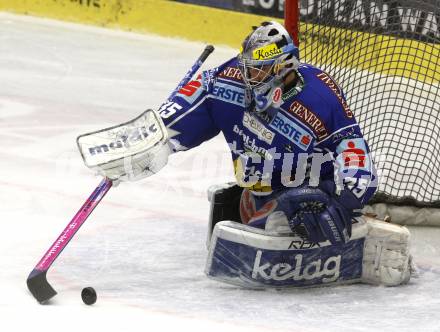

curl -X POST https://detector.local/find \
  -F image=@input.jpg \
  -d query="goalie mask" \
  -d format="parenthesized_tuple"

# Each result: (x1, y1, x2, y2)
(238, 21, 300, 114)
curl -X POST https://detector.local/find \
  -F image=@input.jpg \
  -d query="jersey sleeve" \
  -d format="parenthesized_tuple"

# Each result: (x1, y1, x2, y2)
(316, 84, 377, 206)
(158, 74, 220, 152)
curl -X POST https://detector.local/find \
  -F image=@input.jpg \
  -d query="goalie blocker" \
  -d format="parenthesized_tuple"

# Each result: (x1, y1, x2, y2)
(205, 184, 413, 288)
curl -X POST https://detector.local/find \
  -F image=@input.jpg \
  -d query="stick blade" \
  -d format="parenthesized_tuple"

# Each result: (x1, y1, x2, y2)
(27, 269, 57, 304)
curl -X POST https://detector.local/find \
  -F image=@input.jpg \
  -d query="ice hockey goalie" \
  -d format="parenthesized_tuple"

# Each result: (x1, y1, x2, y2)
(82, 21, 414, 288)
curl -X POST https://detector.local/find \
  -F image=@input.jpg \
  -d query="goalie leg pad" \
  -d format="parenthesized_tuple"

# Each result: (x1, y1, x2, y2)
(361, 215, 412, 286)
(205, 217, 413, 288)
(205, 220, 366, 288)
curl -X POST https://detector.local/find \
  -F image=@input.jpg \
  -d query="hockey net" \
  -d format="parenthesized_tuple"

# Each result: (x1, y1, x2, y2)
(285, 0, 440, 225)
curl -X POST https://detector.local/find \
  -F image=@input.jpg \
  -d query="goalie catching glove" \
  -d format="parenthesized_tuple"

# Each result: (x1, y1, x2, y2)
(77, 110, 171, 182)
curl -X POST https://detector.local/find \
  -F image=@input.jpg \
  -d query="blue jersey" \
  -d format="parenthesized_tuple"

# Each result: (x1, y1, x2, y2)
(159, 57, 377, 206)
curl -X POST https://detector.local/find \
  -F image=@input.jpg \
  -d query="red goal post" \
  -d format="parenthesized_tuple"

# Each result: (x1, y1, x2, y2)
(284, 0, 299, 47)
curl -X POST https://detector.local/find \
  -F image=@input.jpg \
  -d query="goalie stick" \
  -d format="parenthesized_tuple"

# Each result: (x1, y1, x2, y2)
(26, 178, 113, 303)
(26, 44, 215, 304)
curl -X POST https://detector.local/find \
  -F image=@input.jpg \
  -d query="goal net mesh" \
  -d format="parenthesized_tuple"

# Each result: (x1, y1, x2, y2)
(296, 0, 440, 207)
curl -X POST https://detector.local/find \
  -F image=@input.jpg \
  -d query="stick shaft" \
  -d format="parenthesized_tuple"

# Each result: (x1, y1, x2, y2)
(168, 45, 215, 100)
(35, 178, 113, 272)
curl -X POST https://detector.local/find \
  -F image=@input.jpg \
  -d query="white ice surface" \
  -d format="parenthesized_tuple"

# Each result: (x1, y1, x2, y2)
(1, 12, 440, 332)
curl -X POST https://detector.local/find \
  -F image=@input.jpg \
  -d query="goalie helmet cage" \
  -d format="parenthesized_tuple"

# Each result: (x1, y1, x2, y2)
(284, 0, 440, 221)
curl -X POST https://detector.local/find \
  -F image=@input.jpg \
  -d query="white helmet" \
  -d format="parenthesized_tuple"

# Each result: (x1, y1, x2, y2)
(238, 21, 300, 114)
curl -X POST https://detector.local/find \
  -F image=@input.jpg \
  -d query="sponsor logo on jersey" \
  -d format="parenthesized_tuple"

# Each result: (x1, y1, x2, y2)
(301, 135, 311, 146)
(331, 125, 360, 143)
(211, 82, 245, 106)
(343, 142, 366, 167)
(288, 101, 329, 141)
(179, 80, 201, 97)
(336, 138, 370, 172)
(282, 72, 304, 102)
(177, 77, 204, 103)
(282, 86, 301, 101)
(88, 124, 158, 156)
(218, 66, 243, 81)
(242, 112, 275, 144)
(252, 250, 341, 283)
(316, 72, 353, 118)
(233, 125, 273, 160)
(269, 112, 313, 150)
(252, 43, 283, 60)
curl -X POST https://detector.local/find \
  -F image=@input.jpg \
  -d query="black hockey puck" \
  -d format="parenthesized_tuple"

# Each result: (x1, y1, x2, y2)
(81, 287, 97, 305)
